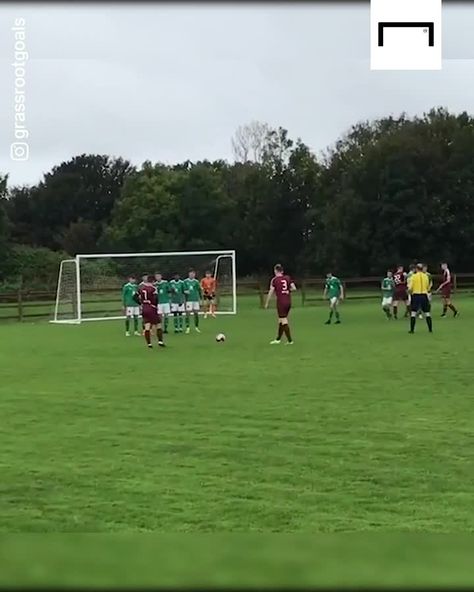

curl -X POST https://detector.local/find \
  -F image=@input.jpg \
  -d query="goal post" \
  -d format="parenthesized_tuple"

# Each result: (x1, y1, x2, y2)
(51, 250, 236, 324)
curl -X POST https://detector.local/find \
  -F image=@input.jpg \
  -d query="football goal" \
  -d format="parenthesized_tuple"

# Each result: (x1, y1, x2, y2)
(51, 250, 236, 324)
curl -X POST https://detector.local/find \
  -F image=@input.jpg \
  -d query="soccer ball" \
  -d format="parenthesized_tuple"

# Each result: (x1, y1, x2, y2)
(216, 333, 226, 343)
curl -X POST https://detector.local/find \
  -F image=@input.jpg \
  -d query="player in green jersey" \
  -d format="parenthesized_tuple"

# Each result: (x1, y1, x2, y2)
(183, 269, 202, 334)
(170, 273, 185, 333)
(155, 272, 171, 334)
(324, 272, 344, 325)
(381, 270, 395, 319)
(122, 276, 140, 336)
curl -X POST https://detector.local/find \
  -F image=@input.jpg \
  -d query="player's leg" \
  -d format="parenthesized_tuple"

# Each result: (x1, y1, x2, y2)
(382, 298, 391, 319)
(193, 302, 201, 332)
(143, 321, 152, 347)
(185, 302, 192, 334)
(404, 294, 410, 318)
(203, 296, 209, 319)
(446, 295, 458, 317)
(163, 304, 170, 333)
(125, 307, 132, 336)
(132, 307, 140, 335)
(392, 298, 399, 319)
(179, 304, 185, 332)
(210, 296, 217, 318)
(156, 318, 165, 347)
(282, 306, 293, 344)
(171, 303, 179, 333)
(409, 295, 419, 333)
(441, 295, 448, 317)
(423, 296, 433, 333)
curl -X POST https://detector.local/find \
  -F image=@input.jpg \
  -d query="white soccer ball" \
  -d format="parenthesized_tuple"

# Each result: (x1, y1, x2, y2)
(215, 333, 226, 343)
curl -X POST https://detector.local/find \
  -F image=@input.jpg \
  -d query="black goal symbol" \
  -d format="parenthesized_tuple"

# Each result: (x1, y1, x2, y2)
(378, 22, 434, 47)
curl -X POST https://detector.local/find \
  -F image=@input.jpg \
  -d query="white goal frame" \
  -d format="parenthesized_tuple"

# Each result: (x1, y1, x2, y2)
(51, 250, 237, 324)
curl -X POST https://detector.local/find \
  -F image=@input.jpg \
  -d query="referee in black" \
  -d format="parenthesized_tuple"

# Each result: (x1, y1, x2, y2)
(408, 263, 433, 334)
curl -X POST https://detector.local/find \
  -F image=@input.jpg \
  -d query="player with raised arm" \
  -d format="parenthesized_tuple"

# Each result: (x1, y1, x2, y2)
(170, 273, 185, 333)
(134, 275, 165, 348)
(381, 270, 395, 320)
(324, 272, 344, 325)
(392, 265, 408, 320)
(437, 262, 459, 318)
(121, 275, 140, 336)
(155, 272, 171, 334)
(183, 269, 202, 334)
(201, 271, 217, 318)
(264, 264, 296, 345)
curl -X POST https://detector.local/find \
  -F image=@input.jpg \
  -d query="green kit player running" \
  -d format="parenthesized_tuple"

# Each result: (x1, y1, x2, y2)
(381, 270, 395, 319)
(155, 272, 171, 334)
(324, 272, 344, 325)
(183, 269, 202, 334)
(170, 273, 186, 333)
(122, 275, 140, 336)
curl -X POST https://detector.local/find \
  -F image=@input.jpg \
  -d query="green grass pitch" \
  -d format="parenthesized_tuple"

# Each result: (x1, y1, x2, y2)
(1, 297, 473, 535)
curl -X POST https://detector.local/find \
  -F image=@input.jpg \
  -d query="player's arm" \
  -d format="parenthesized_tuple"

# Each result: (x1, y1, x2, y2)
(323, 284, 327, 298)
(264, 284, 275, 309)
(132, 290, 141, 305)
(436, 272, 450, 292)
(290, 281, 297, 292)
(339, 280, 344, 300)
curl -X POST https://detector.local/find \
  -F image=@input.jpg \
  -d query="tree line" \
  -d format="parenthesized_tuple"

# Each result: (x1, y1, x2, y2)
(1, 107, 474, 291)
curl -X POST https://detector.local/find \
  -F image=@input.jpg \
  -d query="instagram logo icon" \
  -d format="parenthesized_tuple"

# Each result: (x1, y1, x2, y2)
(10, 141, 29, 161)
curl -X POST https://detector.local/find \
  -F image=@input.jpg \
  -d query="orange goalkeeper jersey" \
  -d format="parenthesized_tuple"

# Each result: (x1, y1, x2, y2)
(201, 277, 216, 295)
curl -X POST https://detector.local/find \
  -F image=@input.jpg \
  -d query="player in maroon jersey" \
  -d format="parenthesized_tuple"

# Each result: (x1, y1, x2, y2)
(264, 264, 296, 345)
(392, 265, 409, 319)
(134, 275, 166, 348)
(436, 262, 459, 318)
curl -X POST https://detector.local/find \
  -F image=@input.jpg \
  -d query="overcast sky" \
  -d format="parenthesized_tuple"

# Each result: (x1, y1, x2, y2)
(1, 2, 474, 187)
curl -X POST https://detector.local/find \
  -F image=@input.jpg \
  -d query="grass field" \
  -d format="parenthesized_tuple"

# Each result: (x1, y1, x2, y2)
(1, 295, 473, 537)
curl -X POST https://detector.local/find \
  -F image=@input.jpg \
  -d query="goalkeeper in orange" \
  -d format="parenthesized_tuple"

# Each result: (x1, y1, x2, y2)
(201, 271, 217, 318)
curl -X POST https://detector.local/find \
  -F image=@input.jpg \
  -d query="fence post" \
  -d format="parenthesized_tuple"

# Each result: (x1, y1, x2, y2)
(17, 288, 23, 322)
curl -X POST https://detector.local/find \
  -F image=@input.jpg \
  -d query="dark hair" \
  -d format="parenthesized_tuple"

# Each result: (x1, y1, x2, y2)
(147, 274, 155, 283)
(274, 264, 283, 273)
(189, 269, 195, 273)
(205, 270, 211, 275)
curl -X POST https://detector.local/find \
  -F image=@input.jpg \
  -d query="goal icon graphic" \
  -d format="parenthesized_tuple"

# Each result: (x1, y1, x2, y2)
(51, 250, 236, 324)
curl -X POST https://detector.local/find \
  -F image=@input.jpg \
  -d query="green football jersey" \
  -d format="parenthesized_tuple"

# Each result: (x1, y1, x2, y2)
(155, 280, 171, 304)
(183, 278, 201, 302)
(326, 277, 342, 298)
(122, 282, 138, 307)
(381, 277, 395, 297)
(169, 279, 185, 304)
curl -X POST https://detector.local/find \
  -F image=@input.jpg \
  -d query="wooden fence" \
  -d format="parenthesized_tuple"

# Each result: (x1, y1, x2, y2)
(0, 274, 472, 323)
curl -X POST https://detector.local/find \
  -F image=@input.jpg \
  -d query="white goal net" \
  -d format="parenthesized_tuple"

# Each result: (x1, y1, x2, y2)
(51, 250, 236, 324)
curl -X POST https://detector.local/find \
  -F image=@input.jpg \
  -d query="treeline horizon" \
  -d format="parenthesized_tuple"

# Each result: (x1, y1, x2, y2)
(1, 107, 474, 290)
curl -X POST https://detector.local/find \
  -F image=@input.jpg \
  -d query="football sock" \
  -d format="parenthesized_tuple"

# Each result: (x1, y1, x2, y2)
(426, 316, 433, 332)
(134, 317, 139, 332)
(277, 323, 284, 340)
(125, 318, 130, 332)
(179, 314, 184, 331)
(194, 312, 199, 328)
(448, 304, 458, 314)
(283, 324, 292, 342)
(410, 316, 416, 332)
(164, 316, 169, 331)
(173, 313, 179, 331)
(442, 304, 448, 315)
(335, 311, 340, 321)
(185, 315, 190, 329)
(393, 305, 398, 319)
(384, 307, 391, 318)
(157, 328, 164, 342)
(329, 310, 334, 321)
(144, 329, 151, 345)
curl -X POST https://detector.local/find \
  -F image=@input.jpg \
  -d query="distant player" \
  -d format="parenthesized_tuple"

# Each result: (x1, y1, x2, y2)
(264, 264, 296, 344)
(437, 262, 459, 318)
(134, 275, 165, 348)
(381, 270, 395, 319)
(183, 269, 202, 334)
(324, 272, 344, 325)
(138, 273, 148, 333)
(406, 263, 416, 314)
(201, 271, 217, 318)
(155, 272, 171, 334)
(122, 276, 140, 336)
(408, 263, 433, 334)
(170, 273, 185, 333)
(392, 265, 408, 319)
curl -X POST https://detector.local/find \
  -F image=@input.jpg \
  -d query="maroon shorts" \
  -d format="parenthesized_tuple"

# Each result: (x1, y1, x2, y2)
(441, 286, 452, 298)
(394, 288, 407, 301)
(277, 302, 291, 318)
(142, 306, 160, 325)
